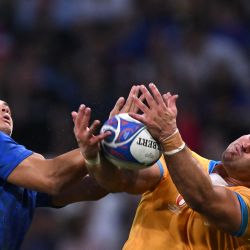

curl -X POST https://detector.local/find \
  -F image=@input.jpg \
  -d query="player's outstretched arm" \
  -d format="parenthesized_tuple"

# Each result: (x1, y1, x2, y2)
(6, 104, 108, 196)
(7, 148, 88, 195)
(73, 88, 162, 194)
(51, 174, 109, 207)
(7, 137, 109, 204)
(0, 100, 106, 203)
(88, 155, 162, 194)
(129, 83, 242, 235)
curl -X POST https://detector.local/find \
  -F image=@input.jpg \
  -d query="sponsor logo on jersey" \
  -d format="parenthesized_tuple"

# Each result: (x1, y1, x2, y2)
(176, 194, 186, 207)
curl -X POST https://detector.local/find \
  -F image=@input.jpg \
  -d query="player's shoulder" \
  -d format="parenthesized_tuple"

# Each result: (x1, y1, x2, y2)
(0, 131, 10, 138)
(0, 131, 14, 142)
(189, 149, 215, 172)
(190, 150, 210, 164)
(31, 152, 45, 160)
(230, 185, 250, 198)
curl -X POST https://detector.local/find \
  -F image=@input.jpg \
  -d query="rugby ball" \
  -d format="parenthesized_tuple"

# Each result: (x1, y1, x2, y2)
(100, 113, 161, 169)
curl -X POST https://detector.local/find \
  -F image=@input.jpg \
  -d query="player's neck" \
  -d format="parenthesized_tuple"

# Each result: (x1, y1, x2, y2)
(224, 176, 250, 188)
(213, 164, 250, 187)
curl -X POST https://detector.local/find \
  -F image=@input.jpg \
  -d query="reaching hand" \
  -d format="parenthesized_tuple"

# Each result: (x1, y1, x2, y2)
(72, 105, 110, 160)
(129, 83, 178, 142)
(109, 85, 144, 118)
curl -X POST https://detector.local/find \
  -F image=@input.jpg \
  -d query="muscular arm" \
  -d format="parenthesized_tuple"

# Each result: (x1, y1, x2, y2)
(51, 174, 109, 207)
(165, 148, 241, 234)
(86, 156, 162, 194)
(7, 149, 88, 195)
(130, 83, 242, 235)
(72, 92, 163, 195)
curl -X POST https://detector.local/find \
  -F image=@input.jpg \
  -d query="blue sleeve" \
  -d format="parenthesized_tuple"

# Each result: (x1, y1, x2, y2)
(232, 192, 248, 237)
(156, 159, 164, 179)
(0, 131, 33, 181)
(208, 160, 221, 174)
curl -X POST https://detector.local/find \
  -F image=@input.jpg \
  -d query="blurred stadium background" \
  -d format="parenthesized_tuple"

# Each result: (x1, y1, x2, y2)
(0, 0, 249, 249)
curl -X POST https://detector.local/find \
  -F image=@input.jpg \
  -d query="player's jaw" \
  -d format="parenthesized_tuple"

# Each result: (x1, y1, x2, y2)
(0, 100, 13, 135)
(222, 135, 250, 180)
(223, 135, 250, 160)
(0, 118, 12, 136)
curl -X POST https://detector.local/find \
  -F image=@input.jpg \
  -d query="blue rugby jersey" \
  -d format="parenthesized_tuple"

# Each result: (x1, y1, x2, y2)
(0, 132, 51, 250)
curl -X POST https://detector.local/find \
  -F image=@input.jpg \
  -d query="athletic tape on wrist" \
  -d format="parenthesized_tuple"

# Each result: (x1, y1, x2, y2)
(160, 129, 179, 142)
(161, 129, 186, 156)
(164, 142, 186, 156)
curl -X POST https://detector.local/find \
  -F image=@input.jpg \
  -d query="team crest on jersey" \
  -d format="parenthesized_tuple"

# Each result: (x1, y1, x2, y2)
(176, 194, 186, 207)
(167, 194, 186, 214)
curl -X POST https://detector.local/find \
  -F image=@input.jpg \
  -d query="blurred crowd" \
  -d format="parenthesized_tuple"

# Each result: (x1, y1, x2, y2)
(0, 0, 249, 249)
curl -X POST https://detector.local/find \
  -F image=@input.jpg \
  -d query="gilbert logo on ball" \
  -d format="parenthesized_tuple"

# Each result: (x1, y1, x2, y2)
(100, 113, 161, 169)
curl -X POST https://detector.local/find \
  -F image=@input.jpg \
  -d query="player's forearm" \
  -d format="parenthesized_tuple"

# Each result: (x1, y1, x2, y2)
(85, 156, 130, 193)
(8, 149, 88, 195)
(48, 149, 88, 194)
(51, 174, 109, 206)
(165, 147, 214, 211)
(86, 156, 161, 194)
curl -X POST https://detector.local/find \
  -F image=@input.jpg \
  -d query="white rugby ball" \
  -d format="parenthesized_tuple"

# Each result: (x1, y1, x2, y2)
(100, 113, 161, 169)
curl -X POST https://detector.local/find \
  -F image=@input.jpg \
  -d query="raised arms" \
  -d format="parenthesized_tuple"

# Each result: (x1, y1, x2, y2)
(7, 149, 86, 195)
(129, 83, 241, 235)
(73, 85, 163, 194)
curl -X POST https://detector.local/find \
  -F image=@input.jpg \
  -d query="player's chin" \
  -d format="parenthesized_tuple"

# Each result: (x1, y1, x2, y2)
(222, 150, 234, 164)
(222, 150, 242, 168)
(0, 125, 12, 136)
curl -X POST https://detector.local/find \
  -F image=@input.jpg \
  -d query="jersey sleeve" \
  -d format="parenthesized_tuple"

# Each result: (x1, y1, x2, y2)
(0, 131, 33, 181)
(156, 155, 168, 179)
(190, 150, 212, 172)
(158, 149, 212, 180)
(229, 186, 250, 239)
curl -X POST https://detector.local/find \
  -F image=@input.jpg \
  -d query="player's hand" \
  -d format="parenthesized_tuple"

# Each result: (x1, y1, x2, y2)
(109, 85, 144, 118)
(72, 105, 110, 160)
(129, 83, 178, 142)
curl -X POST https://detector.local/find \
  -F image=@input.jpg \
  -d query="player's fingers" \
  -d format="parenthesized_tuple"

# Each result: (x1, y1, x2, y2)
(148, 83, 165, 106)
(168, 95, 179, 109)
(109, 97, 125, 118)
(132, 95, 150, 115)
(92, 131, 111, 144)
(131, 93, 145, 113)
(129, 112, 146, 124)
(80, 107, 91, 130)
(124, 85, 136, 111)
(139, 85, 157, 109)
(75, 104, 86, 129)
(71, 111, 77, 124)
(139, 92, 145, 102)
(89, 130, 110, 146)
(163, 92, 171, 99)
(130, 85, 141, 112)
(89, 120, 101, 136)
(162, 92, 172, 107)
(127, 85, 136, 112)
